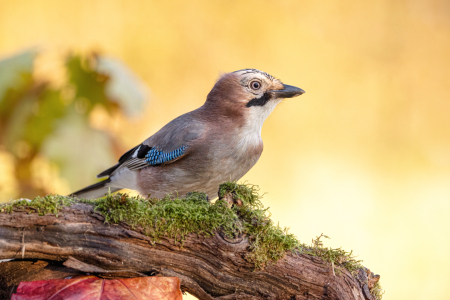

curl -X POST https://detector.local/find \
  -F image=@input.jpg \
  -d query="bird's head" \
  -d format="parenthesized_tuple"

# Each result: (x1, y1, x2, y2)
(205, 69, 304, 126)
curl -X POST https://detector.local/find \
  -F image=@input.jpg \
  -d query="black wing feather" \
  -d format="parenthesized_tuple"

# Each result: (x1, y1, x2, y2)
(118, 144, 140, 163)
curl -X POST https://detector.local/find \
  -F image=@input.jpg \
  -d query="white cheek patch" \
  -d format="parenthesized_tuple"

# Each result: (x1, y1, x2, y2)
(238, 98, 282, 149)
(247, 99, 282, 131)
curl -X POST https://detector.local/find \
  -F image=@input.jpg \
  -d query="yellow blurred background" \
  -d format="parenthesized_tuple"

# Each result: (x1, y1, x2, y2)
(1, 0, 450, 299)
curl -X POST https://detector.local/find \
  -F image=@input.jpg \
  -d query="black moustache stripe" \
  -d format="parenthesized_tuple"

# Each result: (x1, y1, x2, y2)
(246, 92, 272, 107)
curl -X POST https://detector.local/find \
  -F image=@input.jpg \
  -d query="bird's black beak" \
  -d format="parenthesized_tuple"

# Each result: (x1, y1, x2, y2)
(272, 84, 305, 99)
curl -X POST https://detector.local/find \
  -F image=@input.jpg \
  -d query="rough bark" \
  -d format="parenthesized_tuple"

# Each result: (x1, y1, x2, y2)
(0, 203, 379, 300)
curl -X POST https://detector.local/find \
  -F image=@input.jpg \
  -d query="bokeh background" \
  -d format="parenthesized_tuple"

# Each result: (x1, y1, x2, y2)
(1, 1, 450, 299)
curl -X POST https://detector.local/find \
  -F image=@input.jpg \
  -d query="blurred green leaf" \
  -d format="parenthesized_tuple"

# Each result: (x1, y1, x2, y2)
(2, 90, 39, 153)
(0, 49, 37, 100)
(65, 54, 114, 115)
(23, 89, 66, 149)
(0, 49, 149, 199)
(42, 112, 116, 188)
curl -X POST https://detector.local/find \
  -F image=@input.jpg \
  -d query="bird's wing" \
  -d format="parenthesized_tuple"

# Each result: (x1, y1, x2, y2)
(115, 143, 188, 172)
(97, 113, 205, 178)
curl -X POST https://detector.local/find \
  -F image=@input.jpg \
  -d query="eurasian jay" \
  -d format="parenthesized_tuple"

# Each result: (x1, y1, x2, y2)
(71, 69, 304, 199)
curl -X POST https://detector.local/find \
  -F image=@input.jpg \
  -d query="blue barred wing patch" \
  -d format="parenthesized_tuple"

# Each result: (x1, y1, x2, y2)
(145, 145, 187, 165)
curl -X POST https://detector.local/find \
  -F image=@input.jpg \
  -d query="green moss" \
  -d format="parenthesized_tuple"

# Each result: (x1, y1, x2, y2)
(301, 234, 383, 299)
(0, 182, 383, 297)
(371, 281, 384, 300)
(82, 192, 241, 244)
(0, 194, 73, 216)
(302, 234, 364, 275)
(218, 182, 300, 267)
(218, 181, 261, 207)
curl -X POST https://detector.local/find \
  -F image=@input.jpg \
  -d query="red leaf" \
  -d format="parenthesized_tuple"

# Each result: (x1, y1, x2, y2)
(12, 276, 182, 300)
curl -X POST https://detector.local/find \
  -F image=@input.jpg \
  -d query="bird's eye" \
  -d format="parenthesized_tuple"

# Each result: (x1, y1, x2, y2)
(250, 81, 261, 90)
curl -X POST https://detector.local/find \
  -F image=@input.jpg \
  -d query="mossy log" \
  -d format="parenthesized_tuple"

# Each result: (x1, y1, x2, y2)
(0, 200, 379, 300)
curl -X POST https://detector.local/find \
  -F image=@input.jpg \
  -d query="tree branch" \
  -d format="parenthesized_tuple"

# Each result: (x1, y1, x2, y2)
(0, 202, 379, 300)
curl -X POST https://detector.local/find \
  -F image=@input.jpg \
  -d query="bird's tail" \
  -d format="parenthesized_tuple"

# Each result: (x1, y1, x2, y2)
(69, 178, 121, 199)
